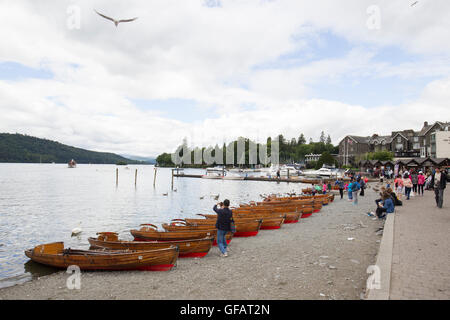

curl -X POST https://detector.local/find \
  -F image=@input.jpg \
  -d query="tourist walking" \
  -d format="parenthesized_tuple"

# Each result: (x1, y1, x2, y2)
(403, 173, 413, 200)
(431, 167, 447, 209)
(411, 170, 418, 194)
(213, 199, 233, 257)
(417, 171, 425, 196)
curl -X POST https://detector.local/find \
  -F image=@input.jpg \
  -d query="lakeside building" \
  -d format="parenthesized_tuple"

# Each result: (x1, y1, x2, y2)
(338, 121, 450, 166)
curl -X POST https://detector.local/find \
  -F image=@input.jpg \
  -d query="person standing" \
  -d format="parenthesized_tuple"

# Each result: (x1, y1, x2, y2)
(403, 173, 413, 200)
(352, 178, 361, 205)
(411, 170, 418, 195)
(431, 167, 447, 209)
(394, 175, 404, 200)
(335, 178, 345, 199)
(417, 171, 425, 196)
(348, 179, 353, 202)
(359, 177, 366, 196)
(213, 199, 233, 257)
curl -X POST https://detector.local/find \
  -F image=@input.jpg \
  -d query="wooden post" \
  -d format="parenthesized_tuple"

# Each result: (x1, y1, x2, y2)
(116, 168, 118, 187)
(135, 169, 138, 186)
(171, 169, 174, 190)
(153, 167, 157, 187)
(287, 168, 290, 180)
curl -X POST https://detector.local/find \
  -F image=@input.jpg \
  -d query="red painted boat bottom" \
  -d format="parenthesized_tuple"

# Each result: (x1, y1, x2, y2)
(301, 213, 312, 218)
(284, 220, 299, 224)
(213, 239, 232, 246)
(313, 209, 320, 213)
(233, 231, 259, 237)
(179, 251, 209, 258)
(135, 264, 175, 271)
(261, 226, 281, 230)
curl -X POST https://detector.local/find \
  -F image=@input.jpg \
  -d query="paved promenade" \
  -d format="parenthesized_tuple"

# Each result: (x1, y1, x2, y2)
(389, 187, 450, 299)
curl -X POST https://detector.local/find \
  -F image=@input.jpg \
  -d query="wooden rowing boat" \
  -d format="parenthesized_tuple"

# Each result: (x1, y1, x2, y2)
(88, 232, 214, 258)
(131, 224, 217, 241)
(24, 241, 178, 271)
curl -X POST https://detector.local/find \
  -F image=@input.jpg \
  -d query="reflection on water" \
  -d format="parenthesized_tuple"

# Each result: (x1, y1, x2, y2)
(0, 163, 308, 288)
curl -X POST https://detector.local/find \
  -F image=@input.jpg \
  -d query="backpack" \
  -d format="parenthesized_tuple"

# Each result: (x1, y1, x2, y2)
(352, 182, 360, 192)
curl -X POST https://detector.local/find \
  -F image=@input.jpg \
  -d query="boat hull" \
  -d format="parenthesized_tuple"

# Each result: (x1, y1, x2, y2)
(25, 242, 178, 271)
(88, 236, 214, 259)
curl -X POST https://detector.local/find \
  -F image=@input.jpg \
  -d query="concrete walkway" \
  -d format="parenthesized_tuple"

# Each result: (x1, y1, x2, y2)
(389, 187, 450, 299)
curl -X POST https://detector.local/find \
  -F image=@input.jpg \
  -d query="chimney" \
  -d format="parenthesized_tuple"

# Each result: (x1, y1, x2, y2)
(424, 121, 428, 127)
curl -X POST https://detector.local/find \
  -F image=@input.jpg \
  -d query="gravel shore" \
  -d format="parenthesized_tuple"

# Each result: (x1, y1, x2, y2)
(0, 184, 384, 300)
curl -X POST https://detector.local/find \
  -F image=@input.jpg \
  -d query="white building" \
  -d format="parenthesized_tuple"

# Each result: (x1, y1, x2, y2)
(431, 130, 450, 158)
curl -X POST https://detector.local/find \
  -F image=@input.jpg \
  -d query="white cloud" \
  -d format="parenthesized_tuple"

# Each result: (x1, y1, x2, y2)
(0, 0, 449, 156)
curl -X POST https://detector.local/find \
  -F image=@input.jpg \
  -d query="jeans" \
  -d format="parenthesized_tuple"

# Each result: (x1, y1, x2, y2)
(376, 207, 387, 218)
(412, 184, 418, 193)
(405, 187, 412, 200)
(348, 191, 353, 200)
(217, 229, 228, 254)
(339, 188, 344, 199)
(435, 188, 444, 208)
(353, 192, 358, 205)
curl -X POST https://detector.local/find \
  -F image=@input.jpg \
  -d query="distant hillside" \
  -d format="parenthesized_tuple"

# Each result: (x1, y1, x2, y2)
(0, 133, 147, 164)
(121, 154, 156, 164)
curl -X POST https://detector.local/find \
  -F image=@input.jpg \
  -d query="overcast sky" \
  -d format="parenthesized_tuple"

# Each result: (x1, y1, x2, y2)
(1, 0, 449, 157)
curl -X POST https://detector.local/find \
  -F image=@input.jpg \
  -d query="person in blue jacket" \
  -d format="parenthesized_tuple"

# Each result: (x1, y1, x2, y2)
(213, 199, 233, 257)
(376, 191, 395, 219)
(335, 179, 345, 199)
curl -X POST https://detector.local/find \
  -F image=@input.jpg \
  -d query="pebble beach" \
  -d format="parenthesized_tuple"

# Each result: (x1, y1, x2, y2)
(0, 184, 384, 300)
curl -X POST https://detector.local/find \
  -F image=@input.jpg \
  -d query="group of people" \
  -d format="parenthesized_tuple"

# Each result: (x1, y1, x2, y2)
(335, 175, 368, 205)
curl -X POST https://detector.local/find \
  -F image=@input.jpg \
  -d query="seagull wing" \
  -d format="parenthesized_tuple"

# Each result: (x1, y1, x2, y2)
(118, 17, 139, 23)
(95, 10, 116, 23)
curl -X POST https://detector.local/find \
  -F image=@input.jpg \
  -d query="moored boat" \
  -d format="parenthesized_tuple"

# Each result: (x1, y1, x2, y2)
(130, 224, 217, 241)
(88, 232, 214, 258)
(24, 241, 178, 271)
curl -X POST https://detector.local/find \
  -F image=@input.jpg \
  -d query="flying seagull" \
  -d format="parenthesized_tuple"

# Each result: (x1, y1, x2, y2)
(94, 10, 138, 27)
(411, 1, 418, 6)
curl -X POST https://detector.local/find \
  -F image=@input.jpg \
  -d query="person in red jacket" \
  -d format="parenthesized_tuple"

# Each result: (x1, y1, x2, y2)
(417, 171, 426, 196)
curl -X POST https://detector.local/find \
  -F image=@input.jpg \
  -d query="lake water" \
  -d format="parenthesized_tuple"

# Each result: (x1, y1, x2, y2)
(0, 163, 309, 288)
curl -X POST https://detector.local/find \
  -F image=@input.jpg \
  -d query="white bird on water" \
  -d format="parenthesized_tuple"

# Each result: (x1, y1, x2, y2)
(94, 10, 138, 27)
(71, 222, 82, 237)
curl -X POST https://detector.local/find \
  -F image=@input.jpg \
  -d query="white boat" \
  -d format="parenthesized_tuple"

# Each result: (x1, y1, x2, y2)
(202, 166, 225, 179)
(223, 172, 245, 180)
(302, 167, 341, 178)
(266, 164, 300, 177)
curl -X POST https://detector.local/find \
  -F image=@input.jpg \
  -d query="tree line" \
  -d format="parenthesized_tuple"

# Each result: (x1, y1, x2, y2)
(156, 131, 339, 168)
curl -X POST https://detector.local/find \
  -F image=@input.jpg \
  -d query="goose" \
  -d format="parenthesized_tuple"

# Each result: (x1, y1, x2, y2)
(71, 222, 82, 237)
(162, 192, 168, 196)
(94, 10, 138, 27)
(200, 196, 205, 200)
(212, 194, 220, 200)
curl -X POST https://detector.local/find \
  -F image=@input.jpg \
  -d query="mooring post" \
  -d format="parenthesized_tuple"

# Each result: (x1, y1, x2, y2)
(135, 169, 138, 186)
(153, 167, 157, 187)
(116, 168, 118, 187)
(287, 168, 290, 180)
(171, 169, 174, 190)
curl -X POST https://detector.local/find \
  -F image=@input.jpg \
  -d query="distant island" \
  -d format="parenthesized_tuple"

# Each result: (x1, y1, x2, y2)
(0, 133, 151, 164)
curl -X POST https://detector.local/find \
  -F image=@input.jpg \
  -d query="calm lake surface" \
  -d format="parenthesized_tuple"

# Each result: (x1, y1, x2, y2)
(0, 163, 309, 288)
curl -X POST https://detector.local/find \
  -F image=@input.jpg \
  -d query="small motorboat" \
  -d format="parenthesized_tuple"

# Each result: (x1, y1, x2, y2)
(68, 159, 77, 168)
(24, 241, 178, 271)
(89, 232, 214, 258)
